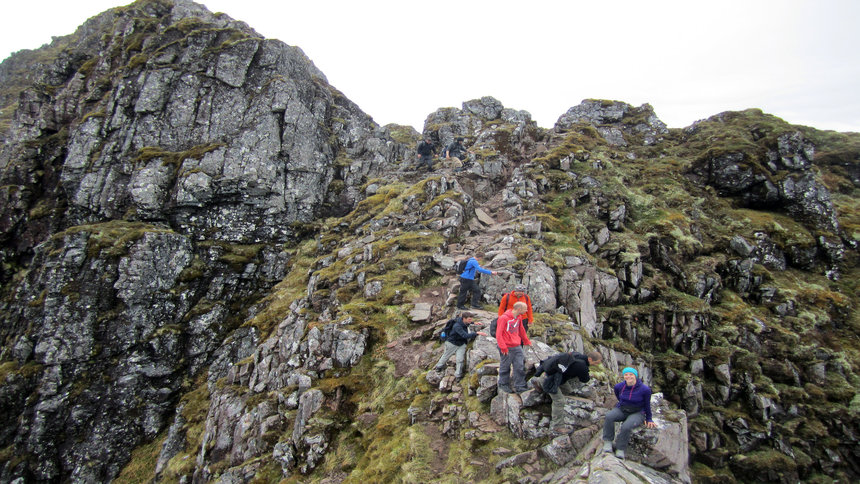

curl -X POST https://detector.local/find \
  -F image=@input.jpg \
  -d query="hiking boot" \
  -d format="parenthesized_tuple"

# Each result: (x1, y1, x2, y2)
(602, 441, 613, 453)
(514, 387, 528, 394)
(532, 380, 544, 394)
(498, 384, 513, 394)
(456, 305, 468, 310)
(615, 449, 625, 459)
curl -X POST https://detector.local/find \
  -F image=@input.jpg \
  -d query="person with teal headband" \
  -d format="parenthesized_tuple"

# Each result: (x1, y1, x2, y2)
(602, 367, 658, 459)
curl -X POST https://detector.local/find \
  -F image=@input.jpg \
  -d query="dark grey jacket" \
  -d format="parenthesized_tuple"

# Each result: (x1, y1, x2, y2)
(446, 318, 479, 346)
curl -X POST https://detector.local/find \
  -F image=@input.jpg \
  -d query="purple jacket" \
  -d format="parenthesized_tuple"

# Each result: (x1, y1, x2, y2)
(613, 380, 653, 422)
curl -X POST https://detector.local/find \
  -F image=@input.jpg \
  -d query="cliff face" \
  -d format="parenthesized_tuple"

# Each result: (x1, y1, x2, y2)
(0, 1, 858, 483)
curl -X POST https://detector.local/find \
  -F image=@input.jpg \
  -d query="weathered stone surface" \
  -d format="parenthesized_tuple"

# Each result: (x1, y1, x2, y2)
(424, 96, 538, 159)
(495, 449, 538, 472)
(626, 394, 690, 483)
(555, 100, 668, 146)
(522, 260, 557, 312)
(690, 128, 842, 242)
(475, 207, 495, 226)
(409, 302, 433, 322)
(490, 392, 524, 436)
(0, 1, 856, 482)
(292, 389, 324, 443)
(541, 434, 578, 465)
(564, 452, 685, 484)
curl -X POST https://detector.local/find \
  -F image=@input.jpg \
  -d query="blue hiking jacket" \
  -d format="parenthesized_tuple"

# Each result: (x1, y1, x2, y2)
(459, 257, 491, 280)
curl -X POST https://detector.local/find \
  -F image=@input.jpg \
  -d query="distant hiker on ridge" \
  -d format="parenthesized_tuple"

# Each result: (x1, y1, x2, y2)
(496, 301, 531, 393)
(602, 367, 658, 459)
(532, 350, 603, 433)
(457, 254, 497, 310)
(416, 136, 435, 171)
(498, 284, 534, 332)
(433, 312, 486, 380)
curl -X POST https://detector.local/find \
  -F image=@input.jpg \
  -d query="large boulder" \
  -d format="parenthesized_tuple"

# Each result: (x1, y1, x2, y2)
(625, 393, 690, 483)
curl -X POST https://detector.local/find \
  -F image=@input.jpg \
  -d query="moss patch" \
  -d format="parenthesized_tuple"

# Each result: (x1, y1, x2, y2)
(135, 143, 225, 168)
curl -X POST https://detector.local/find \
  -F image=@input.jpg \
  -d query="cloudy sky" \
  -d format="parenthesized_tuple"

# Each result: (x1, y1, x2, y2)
(1, 0, 858, 132)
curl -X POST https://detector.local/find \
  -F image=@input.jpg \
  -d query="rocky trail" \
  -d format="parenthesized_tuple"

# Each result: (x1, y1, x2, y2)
(384, 162, 691, 483)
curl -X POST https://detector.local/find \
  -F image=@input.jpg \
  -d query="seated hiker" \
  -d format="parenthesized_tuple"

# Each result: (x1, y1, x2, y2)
(416, 136, 435, 171)
(433, 312, 486, 379)
(532, 350, 603, 433)
(496, 301, 531, 393)
(602, 367, 658, 459)
(457, 254, 496, 309)
(445, 137, 469, 161)
(498, 284, 534, 331)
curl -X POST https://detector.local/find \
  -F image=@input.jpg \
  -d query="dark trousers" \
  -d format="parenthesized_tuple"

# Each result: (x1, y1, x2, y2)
(499, 346, 526, 391)
(417, 154, 433, 169)
(457, 277, 481, 307)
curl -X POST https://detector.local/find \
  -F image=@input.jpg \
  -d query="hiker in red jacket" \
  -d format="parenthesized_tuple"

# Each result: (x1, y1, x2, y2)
(496, 301, 531, 393)
(498, 284, 533, 331)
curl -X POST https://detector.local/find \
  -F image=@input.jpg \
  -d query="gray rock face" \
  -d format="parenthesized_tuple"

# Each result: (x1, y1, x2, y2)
(690, 130, 842, 258)
(188, 301, 368, 479)
(522, 261, 557, 312)
(557, 257, 631, 336)
(423, 96, 538, 163)
(0, 1, 393, 481)
(5, 3, 402, 249)
(0, 225, 235, 481)
(555, 100, 668, 146)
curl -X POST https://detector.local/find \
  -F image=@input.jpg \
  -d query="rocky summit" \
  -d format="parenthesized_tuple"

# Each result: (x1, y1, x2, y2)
(0, 1, 858, 483)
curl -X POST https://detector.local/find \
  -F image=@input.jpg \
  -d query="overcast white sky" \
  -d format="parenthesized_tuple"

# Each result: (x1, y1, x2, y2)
(1, 0, 858, 132)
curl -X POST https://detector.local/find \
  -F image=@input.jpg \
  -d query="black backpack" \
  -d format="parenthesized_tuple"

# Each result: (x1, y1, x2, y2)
(488, 317, 498, 338)
(456, 259, 468, 275)
(440, 318, 458, 342)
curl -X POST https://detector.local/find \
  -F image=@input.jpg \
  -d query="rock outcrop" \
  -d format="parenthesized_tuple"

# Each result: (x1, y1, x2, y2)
(0, 1, 858, 483)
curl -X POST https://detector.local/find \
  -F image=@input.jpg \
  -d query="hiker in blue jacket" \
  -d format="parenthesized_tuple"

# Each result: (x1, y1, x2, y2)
(602, 367, 658, 459)
(433, 312, 486, 379)
(457, 254, 497, 309)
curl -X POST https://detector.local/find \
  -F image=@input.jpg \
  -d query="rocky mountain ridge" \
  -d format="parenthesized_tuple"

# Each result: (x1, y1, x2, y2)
(0, 1, 858, 483)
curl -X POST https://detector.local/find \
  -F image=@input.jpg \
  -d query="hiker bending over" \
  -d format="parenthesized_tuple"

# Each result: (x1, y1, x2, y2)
(445, 137, 468, 161)
(498, 284, 534, 331)
(496, 301, 531, 393)
(457, 254, 496, 310)
(416, 136, 435, 171)
(433, 312, 486, 379)
(602, 367, 657, 459)
(532, 350, 603, 433)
